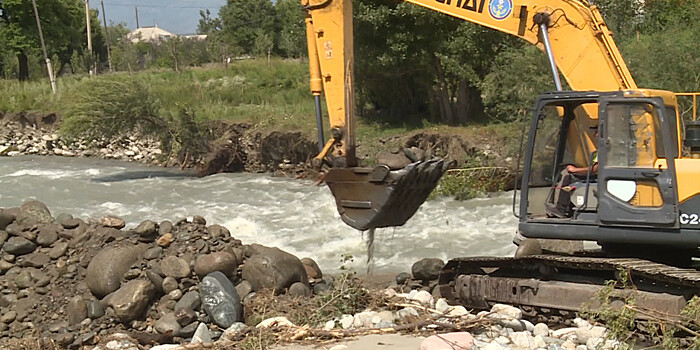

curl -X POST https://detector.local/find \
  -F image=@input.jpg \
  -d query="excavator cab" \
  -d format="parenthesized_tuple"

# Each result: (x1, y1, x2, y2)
(517, 91, 695, 247)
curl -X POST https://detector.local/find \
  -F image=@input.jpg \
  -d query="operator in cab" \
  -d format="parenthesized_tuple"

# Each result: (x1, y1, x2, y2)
(546, 126, 598, 218)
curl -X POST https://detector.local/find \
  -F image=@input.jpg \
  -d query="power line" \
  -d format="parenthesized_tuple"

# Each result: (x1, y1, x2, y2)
(100, 2, 223, 9)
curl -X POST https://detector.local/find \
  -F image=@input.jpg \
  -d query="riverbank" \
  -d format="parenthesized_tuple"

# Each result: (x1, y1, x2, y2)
(0, 200, 625, 350)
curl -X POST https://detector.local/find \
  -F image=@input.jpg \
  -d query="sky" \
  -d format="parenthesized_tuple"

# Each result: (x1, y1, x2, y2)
(91, 0, 226, 35)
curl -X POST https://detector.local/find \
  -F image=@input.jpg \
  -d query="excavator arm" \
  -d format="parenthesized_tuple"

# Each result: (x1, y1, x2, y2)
(301, 0, 639, 230)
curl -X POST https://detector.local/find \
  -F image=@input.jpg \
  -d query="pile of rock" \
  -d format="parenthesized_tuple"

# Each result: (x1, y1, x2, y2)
(0, 200, 327, 348)
(0, 121, 163, 164)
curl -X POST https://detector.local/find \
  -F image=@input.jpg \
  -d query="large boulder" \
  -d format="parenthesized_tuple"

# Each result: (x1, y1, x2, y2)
(411, 258, 445, 282)
(200, 271, 242, 328)
(16, 200, 52, 225)
(241, 245, 309, 294)
(108, 279, 156, 323)
(194, 252, 237, 278)
(86, 245, 147, 298)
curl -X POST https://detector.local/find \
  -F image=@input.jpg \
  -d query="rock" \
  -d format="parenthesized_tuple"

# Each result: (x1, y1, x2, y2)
(221, 322, 249, 341)
(21, 252, 50, 267)
(67, 296, 87, 326)
(207, 224, 229, 238)
(155, 313, 181, 335)
(159, 221, 173, 235)
(86, 245, 146, 298)
(36, 226, 59, 247)
(396, 272, 411, 285)
(87, 300, 105, 319)
(3, 237, 36, 255)
(175, 291, 201, 312)
(377, 151, 411, 170)
(134, 220, 157, 236)
(533, 323, 550, 337)
(48, 241, 69, 259)
(447, 306, 469, 317)
(420, 332, 474, 350)
(235, 280, 253, 299)
(300, 257, 322, 280)
(160, 256, 190, 279)
(15, 270, 33, 288)
(242, 245, 308, 294)
(510, 331, 535, 348)
(410, 290, 433, 306)
(144, 247, 163, 260)
(412, 258, 445, 281)
(200, 271, 242, 328)
(0, 230, 7, 247)
(98, 216, 125, 229)
(156, 233, 173, 247)
(586, 337, 604, 349)
(339, 315, 354, 329)
(108, 279, 156, 323)
(396, 307, 419, 321)
(192, 323, 211, 343)
(168, 289, 183, 300)
(551, 327, 577, 338)
(435, 298, 449, 313)
(0, 211, 14, 230)
(576, 326, 606, 344)
(288, 281, 312, 297)
(257, 316, 294, 328)
(17, 200, 52, 225)
(60, 218, 82, 230)
(0, 260, 14, 273)
(194, 252, 237, 278)
(353, 311, 378, 328)
(501, 319, 527, 332)
(175, 307, 197, 326)
(491, 304, 522, 320)
(179, 322, 198, 338)
(162, 277, 179, 293)
(313, 282, 330, 295)
(0, 310, 17, 323)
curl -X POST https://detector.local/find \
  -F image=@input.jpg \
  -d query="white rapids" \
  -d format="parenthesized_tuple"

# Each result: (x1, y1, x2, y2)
(0, 156, 517, 273)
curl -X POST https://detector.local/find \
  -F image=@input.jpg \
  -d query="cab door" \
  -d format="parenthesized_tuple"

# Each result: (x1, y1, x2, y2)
(597, 98, 679, 228)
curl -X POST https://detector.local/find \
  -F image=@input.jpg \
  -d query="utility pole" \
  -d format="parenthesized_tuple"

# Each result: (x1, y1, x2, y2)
(101, 1, 112, 72)
(85, 0, 95, 75)
(30, 0, 56, 94)
(135, 7, 140, 28)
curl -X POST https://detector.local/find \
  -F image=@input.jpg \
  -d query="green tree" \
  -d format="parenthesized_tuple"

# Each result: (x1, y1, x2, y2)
(275, 0, 305, 58)
(197, 9, 221, 35)
(219, 0, 275, 55)
(0, 0, 85, 80)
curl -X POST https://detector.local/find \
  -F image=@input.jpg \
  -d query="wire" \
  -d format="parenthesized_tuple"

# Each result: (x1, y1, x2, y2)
(100, 1, 223, 9)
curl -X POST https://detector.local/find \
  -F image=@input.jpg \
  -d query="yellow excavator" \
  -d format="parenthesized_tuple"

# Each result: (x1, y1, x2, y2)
(302, 0, 700, 321)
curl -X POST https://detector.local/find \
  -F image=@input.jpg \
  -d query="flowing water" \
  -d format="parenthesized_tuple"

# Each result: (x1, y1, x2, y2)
(0, 156, 518, 273)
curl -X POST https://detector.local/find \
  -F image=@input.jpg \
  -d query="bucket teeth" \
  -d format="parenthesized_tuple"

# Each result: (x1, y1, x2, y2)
(325, 158, 447, 230)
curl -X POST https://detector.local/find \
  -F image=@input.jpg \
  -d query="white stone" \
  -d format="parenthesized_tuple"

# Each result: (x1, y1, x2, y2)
(395, 307, 419, 320)
(551, 327, 577, 338)
(586, 337, 604, 349)
(324, 320, 335, 330)
(7, 151, 19, 157)
(150, 346, 180, 350)
(53, 148, 63, 155)
(576, 345, 587, 350)
(377, 310, 395, 323)
(602, 339, 621, 349)
(382, 288, 397, 298)
(435, 298, 449, 313)
(561, 340, 577, 350)
(576, 325, 607, 344)
(495, 336, 510, 344)
(42, 135, 53, 141)
(329, 345, 348, 350)
(51, 133, 60, 141)
(447, 305, 469, 317)
(191, 323, 211, 343)
(256, 316, 294, 328)
(491, 304, 522, 320)
(125, 150, 136, 156)
(533, 335, 547, 348)
(510, 331, 535, 349)
(104, 340, 138, 350)
(410, 290, 433, 306)
(522, 319, 535, 332)
(573, 318, 591, 329)
(406, 290, 418, 299)
(484, 341, 507, 350)
(533, 323, 549, 337)
(353, 311, 377, 328)
(339, 314, 354, 329)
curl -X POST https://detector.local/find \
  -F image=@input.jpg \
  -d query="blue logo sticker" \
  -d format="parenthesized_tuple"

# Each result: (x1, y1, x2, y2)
(488, 0, 512, 21)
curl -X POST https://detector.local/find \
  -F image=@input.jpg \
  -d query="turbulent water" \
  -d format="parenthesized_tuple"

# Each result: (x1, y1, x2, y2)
(0, 156, 517, 273)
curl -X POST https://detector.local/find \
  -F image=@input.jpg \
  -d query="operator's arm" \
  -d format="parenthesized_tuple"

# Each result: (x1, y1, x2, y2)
(566, 163, 598, 174)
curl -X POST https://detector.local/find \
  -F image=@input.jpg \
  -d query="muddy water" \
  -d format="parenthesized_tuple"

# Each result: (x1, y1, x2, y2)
(0, 156, 517, 273)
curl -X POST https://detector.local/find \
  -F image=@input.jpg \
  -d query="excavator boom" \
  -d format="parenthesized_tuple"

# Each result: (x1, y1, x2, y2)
(302, 0, 642, 230)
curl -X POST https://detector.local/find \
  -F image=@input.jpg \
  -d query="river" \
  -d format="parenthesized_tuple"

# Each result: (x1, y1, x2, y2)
(0, 156, 517, 274)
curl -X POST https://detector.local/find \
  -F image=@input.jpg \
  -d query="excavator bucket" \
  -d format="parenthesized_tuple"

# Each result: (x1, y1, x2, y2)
(324, 159, 446, 230)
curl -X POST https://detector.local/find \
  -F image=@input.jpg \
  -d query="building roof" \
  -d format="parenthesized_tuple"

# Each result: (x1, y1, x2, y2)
(126, 26, 176, 43)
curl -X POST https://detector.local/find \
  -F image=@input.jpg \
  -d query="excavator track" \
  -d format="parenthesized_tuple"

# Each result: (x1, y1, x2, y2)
(438, 254, 700, 320)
